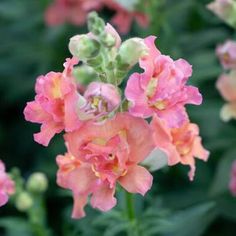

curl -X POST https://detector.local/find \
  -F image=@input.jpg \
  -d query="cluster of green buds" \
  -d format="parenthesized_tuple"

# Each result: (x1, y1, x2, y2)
(69, 12, 148, 86)
(9, 169, 50, 235)
(10, 169, 48, 212)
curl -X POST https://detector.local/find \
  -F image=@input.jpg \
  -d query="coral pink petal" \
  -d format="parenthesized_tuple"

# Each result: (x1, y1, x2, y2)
(125, 73, 153, 118)
(71, 194, 87, 219)
(64, 92, 82, 132)
(158, 106, 188, 128)
(184, 86, 203, 105)
(34, 122, 63, 146)
(151, 116, 181, 165)
(192, 137, 210, 161)
(24, 101, 49, 123)
(175, 59, 193, 78)
(119, 165, 153, 196)
(57, 163, 97, 195)
(90, 183, 117, 211)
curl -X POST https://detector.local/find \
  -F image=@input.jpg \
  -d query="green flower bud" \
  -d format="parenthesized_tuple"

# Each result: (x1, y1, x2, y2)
(26, 172, 48, 193)
(15, 192, 33, 212)
(88, 12, 105, 36)
(117, 38, 148, 68)
(69, 34, 100, 60)
(73, 65, 98, 85)
(100, 31, 116, 48)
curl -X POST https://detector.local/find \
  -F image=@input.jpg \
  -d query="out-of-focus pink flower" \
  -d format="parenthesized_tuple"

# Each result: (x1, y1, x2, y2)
(151, 115, 209, 181)
(216, 70, 236, 121)
(57, 113, 154, 218)
(216, 71, 236, 101)
(0, 160, 15, 207)
(79, 82, 121, 121)
(45, 0, 103, 26)
(216, 40, 236, 70)
(24, 57, 83, 146)
(229, 160, 236, 196)
(125, 36, 202, 128)
(220, 102, 236, 121)
(103, 0, 149, 34)
(207, 0, 236, 26)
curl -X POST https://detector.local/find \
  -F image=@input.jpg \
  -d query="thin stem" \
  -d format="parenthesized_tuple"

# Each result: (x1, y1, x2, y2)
(125, 191, 135, 222)
(125, 191, 141, 236)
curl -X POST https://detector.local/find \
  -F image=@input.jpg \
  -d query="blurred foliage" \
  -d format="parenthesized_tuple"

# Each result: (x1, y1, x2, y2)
(0, 0, 236, 235)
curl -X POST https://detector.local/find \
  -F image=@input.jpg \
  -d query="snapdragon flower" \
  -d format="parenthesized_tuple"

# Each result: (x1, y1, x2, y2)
(57, 113, 154, 218)
(125, 36, 202, 128)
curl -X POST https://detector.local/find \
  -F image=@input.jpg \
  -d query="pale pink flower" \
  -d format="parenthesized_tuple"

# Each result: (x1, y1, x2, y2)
(0, 160, 15, 207)
(24, 57, 83, 146)
(125, 36, 202, 128)
(45, 0, 103, 26)
(103, 0, 149, 34)
(216, 71, 236, 101)
(79, 82, 121, 121)
(220, 102, 236, 121)
(57, 113, 154, 218)
(216, 40, 236, 70)
(229, 160, 236, 196)
(151, 115, 209, 181)
(216, 70, 236, 121)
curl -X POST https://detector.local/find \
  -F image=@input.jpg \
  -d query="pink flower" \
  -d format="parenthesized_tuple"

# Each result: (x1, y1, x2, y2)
(216, 40, 236, 70)
(79, 82, 121, 121)
(229, 160, 236, 196)
(24, 57, 83, 146)
(57, 113, 154, 218)
(45, 0, 103, 26)
(216, 71, 236, 101)
(151, 115, 209, 181)
(0, 160, 15, 207)
(125, 36, 202, 128)
(216, 70, 236, 121)
(103, 0, 149, 34)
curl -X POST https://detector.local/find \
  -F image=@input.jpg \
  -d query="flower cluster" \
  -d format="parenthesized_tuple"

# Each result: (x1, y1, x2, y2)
(24, 13, 209, 219)
(0, 160, 15, 207)
(45, 0, 149, 34)
(216, 40, 236, 121)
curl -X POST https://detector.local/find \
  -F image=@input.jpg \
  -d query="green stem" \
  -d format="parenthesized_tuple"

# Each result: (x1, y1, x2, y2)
(125, 191, 135, 222)
(125, 191, 141, 236)
(28, 195, 50, 236)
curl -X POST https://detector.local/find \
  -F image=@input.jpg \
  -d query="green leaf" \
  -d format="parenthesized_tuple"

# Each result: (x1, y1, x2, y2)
(159, 202, 217, 236)
(0, 217, 32, 236)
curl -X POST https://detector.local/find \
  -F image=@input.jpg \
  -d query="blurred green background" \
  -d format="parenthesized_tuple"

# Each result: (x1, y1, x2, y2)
(0, 0, 236, 235)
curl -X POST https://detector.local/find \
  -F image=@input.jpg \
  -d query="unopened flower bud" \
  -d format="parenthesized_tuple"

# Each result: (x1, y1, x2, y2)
(100, 32, 116, 48)
(26, 172, 48, 193)
(15, 192, 33, 212)
(88, 12, 105, 36)
(118, 38, 148, 68)
(69, 34, 100, 60)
